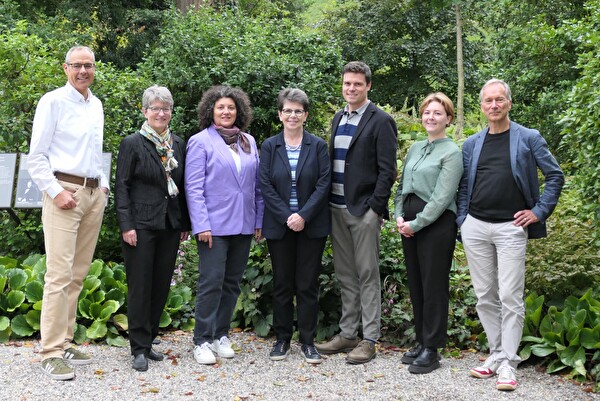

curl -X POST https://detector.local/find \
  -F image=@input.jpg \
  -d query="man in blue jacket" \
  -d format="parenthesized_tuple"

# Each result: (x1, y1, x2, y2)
(457, 79, 564, 391)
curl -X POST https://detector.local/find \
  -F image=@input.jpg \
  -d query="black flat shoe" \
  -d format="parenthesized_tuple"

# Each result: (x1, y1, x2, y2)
(401, 343, 423, 364)
(132, 354, 148, 371)
(148, 349, 164, 361)
(408, 347, 440, 374)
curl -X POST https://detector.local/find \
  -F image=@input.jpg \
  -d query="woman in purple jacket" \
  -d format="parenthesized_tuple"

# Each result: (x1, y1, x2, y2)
(185, 86, 264, 365)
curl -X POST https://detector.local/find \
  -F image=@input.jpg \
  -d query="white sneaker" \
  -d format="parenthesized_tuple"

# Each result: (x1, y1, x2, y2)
(496, 365, 518, 391)
(194, 342, 216, 365)
(212, 336, 235, 358)
(470, 357, 501, 379)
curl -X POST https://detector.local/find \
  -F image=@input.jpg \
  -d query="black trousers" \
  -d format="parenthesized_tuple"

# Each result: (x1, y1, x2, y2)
(402, 195, 457, 349)
(267, 229, 326, 345)
(122, 228, 180, 356)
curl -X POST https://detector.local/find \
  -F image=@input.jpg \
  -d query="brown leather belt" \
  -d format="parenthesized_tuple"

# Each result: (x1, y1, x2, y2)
(55, 172, 100, 189)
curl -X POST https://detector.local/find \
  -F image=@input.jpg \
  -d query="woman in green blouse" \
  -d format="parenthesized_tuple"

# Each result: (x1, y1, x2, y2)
(394, 92, 463, 374)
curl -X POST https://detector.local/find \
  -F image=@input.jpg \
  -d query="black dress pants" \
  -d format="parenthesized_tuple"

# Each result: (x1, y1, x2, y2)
(267, 228, 326, 345)
(122, 228, 180, 356)
(402, 194, 457, 349)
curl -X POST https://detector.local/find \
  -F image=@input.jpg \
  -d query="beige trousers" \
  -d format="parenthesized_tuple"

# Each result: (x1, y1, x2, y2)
(40, 181, 106, 359)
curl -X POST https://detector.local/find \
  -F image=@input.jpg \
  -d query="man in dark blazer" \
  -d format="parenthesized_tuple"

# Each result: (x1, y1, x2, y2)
(457, 79, 564, 391)
(315, 61, 397, 364)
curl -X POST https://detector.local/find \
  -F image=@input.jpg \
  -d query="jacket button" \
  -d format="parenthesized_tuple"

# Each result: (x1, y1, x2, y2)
(164, 196, 168, 199)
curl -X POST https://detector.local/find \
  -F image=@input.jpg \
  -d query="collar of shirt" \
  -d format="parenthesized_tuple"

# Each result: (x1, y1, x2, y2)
(343, 100, 370, 118)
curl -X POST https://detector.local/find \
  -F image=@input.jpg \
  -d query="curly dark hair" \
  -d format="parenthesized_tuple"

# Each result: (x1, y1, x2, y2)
(197, 85, 253, 131)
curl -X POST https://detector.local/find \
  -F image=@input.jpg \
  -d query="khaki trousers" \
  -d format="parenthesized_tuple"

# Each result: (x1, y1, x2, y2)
(331, 207, 382, 341)
(40, 182, 105, 359)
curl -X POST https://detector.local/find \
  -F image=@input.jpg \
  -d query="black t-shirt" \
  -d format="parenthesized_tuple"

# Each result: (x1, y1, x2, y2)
(470, 129, 527, 222)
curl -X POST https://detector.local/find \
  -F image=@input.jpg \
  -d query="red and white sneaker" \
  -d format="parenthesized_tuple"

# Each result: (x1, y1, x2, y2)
(496, 365, 518, 391)
(469, 358, 501, 379)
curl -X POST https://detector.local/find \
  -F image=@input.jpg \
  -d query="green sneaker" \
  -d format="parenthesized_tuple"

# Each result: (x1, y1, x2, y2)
(64, 347, 93, 365)
(41, 357, 75, 380)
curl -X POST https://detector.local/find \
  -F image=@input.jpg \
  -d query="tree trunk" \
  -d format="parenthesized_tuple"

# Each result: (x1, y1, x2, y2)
(455, 3, 465, 139)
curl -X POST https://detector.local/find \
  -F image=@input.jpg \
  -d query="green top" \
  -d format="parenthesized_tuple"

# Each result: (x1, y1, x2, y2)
(393, 137, 463, 232)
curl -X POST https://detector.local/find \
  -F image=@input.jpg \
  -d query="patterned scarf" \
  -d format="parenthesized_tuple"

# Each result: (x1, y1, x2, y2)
(215, 125, 251, 154)
(139, 121, 179, 197)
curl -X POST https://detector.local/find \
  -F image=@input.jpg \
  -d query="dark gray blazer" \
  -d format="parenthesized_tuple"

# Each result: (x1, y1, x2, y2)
(259, 130, 331, 240)
(330, 102, 398, 219)
(115, 133, 190, 232)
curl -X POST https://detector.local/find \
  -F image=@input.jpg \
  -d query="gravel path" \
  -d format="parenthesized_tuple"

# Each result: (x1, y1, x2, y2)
(0, 331, 597, 401)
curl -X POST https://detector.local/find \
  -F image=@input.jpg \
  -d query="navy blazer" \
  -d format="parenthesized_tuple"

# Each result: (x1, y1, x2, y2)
(260, 130, 331, 240)
(330, 102, 398, 219)
(115, 133, 190, 232)
(456, 121, 564, 239)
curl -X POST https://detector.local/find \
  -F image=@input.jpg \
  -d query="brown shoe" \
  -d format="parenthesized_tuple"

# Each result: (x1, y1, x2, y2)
(314, 334, 360, 355)
(346, 340, 376, 364)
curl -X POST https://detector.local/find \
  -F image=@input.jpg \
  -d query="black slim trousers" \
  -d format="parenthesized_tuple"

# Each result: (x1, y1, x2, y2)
(122, 228, 180, 356)
(267, 229, 326, 345)
(402, 195, 457, 349)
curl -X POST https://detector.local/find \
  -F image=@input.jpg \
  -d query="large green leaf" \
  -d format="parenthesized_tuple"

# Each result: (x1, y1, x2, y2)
(159, 310, 171, 328)
(0, 277, 6, 293)
(165, 294, 183, 313)
(86, 320, 108, 339)
(559, 345, 586, 371)
(546, 358, 568, 374)
(89, 302, 104, 320)
(25, 309, 40, 330)
(25, 280, 43, 303)
(31, 256, 46, 277)
(0, 257, 18, 269)
(6, 290, 26, 312)
(106, 332, 128, 347)
(531, 343, 557, 357)
(21, 254, 43, 269)
(580, 326, 600, 349)
(8, 269, 27, 290)
(105, 288, 125, 306)
(11, 315, 34, 337)
(87, 260, 104, 277)
(78, 298, 92, 319)
(73, 323, 88, 344)
(112, 313, 128, 331)
(0, 327, 11, 343)
(0, 316, 9, 331)
(82, 276, 101, 293)
(98, 300, 120, 322)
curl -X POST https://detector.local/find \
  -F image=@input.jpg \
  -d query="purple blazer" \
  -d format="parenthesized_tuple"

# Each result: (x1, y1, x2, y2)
(185, 124, 264, 236)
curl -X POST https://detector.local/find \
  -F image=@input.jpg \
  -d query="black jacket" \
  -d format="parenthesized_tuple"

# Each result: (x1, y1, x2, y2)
(260, 130, 331, 240)
(330, 102, 398, 219)
(115, 133, 190, 232)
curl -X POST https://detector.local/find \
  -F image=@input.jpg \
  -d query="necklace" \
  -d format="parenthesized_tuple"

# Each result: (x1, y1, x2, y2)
(285, 143, 301, 151)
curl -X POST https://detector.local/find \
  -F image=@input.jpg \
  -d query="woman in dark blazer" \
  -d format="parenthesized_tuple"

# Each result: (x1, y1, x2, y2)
(259, 88, 331, 364)
(115, 85, 190, 372)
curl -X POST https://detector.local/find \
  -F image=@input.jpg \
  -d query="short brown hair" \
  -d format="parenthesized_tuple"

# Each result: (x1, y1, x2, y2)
(342, 61, 372, 85)
(419, 92, 455, 124)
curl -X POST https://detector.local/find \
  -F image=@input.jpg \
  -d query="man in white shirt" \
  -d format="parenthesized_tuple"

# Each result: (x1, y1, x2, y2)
(28, 46, 109, 381)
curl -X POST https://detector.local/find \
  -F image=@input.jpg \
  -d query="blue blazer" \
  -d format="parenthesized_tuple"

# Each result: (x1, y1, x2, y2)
(259, 130, 331, 240)
(456, 121, 564, 239)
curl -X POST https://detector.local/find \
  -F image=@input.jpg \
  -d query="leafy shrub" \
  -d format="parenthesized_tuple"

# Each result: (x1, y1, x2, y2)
(525, 181, 600, 302)
(0, 255, 194, 345)
(520, 289, 600, 391)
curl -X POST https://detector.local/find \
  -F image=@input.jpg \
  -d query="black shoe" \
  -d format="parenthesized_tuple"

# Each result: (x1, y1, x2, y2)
(269, 340, 290, 361)
(401, 343, 423, 364)
(152, 338, 161, 345)
(408, 347, 440, 374)
(301, 344, 322, 364)
(148, 349, 164, 361)
(132, 354, 148, 371)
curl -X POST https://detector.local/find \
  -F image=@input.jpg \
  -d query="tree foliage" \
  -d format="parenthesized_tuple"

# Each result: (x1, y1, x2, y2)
(139, 7, 343, 142)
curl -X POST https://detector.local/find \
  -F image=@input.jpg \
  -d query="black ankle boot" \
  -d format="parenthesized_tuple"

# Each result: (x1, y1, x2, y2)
(408, 347, 440, 374)
(401, 343, 423, 364)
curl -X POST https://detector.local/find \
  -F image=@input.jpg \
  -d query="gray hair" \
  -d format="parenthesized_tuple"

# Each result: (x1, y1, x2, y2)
(479, 78, 512, 102)
(65, 46, 95, 63)
(277, 88, 309, 111)
(142, 85, 174, 109)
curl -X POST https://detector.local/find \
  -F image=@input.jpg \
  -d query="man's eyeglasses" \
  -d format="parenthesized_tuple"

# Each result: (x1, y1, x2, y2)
(147, 106, 172, 114)
(281, 109, 305, 116)
(482, 97, 508, 106)
(67, 63, 96, 71)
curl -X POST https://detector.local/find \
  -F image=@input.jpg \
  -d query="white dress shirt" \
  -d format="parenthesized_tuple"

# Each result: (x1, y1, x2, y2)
(28, 82, 108, 198)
